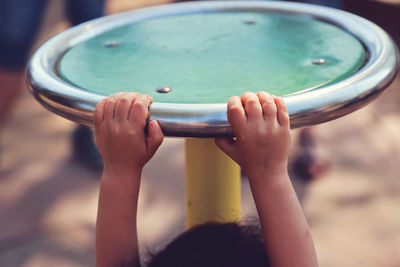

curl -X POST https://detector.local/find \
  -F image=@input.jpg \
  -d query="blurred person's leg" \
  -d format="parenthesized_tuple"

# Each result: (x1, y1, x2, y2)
(0, 0, 48, 131)
(65, 0, 106, 171)
(66, 0, 106, 25)
(292, 128, 328, 182)
(0, 70, 24, 131)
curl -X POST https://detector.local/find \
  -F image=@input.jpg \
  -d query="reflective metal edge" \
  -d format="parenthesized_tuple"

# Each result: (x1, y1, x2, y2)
(26, 1, 399, 137)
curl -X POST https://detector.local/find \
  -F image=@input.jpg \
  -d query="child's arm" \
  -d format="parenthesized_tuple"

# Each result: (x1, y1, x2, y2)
(216, 92, 318, 267)
(94, 93, 164, 267)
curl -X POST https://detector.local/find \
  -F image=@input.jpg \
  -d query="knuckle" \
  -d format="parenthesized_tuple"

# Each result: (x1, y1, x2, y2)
(262, 101, 276, 112)
(281, 112, 289, 120)
(242, 92, 256, 102)
(262, 107, 272, 117)
(106, 100, 116, 106)
(242, 91, 254, 97)
(133, 101, 146, 110)
(109, 125, 120, 135)
(118, 97, 129, 104)
(128, 131, 136, 138)
(229, 104, 243, 114)
(265, 97, 275, 105)
(246, 98, 258, 105)
(257, 91, 269, 98)
(127, 128, 140, 138)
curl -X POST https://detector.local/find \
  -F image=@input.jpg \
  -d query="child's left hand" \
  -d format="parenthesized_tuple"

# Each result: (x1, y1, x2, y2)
(93, 92, 164, 177)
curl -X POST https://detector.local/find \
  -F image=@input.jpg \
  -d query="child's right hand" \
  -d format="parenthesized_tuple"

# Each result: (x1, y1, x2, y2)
(215, 92, 291, 180)
(93, 92, 164, 178)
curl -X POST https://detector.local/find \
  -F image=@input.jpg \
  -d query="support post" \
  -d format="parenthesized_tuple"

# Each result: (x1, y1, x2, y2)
(185, 138, 240, 228)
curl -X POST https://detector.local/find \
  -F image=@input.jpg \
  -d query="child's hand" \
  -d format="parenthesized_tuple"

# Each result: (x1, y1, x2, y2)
(217, 93, 318, 267)
(215, 92, 290, 179)
(93, 93, 164, 177)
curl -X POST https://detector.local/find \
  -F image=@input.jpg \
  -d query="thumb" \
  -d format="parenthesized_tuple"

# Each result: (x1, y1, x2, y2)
(146, 120, 164, 158)
(215, 137, 237, 160)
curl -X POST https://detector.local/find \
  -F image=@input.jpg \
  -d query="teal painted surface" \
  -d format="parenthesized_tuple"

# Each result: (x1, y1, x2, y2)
(59, 12, 366, 104)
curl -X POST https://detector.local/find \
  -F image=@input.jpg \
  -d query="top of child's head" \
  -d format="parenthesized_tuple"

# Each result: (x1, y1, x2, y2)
(145, 222, 270, 267)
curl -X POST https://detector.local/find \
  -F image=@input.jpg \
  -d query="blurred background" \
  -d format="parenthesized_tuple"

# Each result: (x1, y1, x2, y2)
(0, 0, 399, 266)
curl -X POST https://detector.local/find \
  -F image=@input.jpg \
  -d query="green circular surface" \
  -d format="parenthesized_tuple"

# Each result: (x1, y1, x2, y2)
(59, 12, 366, 104)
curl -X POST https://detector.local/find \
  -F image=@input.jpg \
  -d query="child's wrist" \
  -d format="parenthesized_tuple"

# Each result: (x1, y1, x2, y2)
(100, 170, 141, 196)
(245, 162, 287, 179)
(99, 177, 141, 208)
(246, 166, 289, 186)
(248, 172, 292, 200)
(102, 163, 143, 178)
(101, 166, 142, 186)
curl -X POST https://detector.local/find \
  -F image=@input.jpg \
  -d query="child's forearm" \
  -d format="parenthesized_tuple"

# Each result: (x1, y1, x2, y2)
(249, 171, 318, 267)
(96, 170, 142, 267)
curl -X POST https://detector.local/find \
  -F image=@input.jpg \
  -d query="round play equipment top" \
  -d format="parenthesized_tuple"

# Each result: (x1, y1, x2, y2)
(59, 12, 366, 103)
(27, 1, 399, 137)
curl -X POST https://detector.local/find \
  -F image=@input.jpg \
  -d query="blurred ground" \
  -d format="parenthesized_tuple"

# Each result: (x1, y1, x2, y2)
(0, 0, 400, 266)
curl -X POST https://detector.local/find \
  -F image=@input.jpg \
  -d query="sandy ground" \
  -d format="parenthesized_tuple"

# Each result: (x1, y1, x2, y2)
(1, 0, 400, 266)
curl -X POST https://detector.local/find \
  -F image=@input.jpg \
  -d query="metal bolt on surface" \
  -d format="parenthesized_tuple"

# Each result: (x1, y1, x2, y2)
(243, 19, 256, 25)
(312, 58, 327, 65)
(156, 87, 172, 93)
(104, 41, 119, 48)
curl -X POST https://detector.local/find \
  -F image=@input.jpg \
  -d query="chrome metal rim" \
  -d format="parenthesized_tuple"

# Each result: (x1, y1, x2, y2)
(27, 1, 399, 137)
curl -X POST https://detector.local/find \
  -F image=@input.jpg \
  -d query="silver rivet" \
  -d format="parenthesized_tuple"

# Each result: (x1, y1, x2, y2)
(243, 19, 256, 25)
(312, 58, 326, 65)
(156, 87, 172, 93)
(104, 41, 119, 48)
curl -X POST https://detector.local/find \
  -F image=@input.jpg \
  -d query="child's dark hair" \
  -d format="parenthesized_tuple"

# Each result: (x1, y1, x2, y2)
(146, 222, 269, 267)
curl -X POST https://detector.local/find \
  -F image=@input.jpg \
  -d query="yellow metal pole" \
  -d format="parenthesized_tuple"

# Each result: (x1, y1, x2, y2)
(185, 138, 240, 228)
